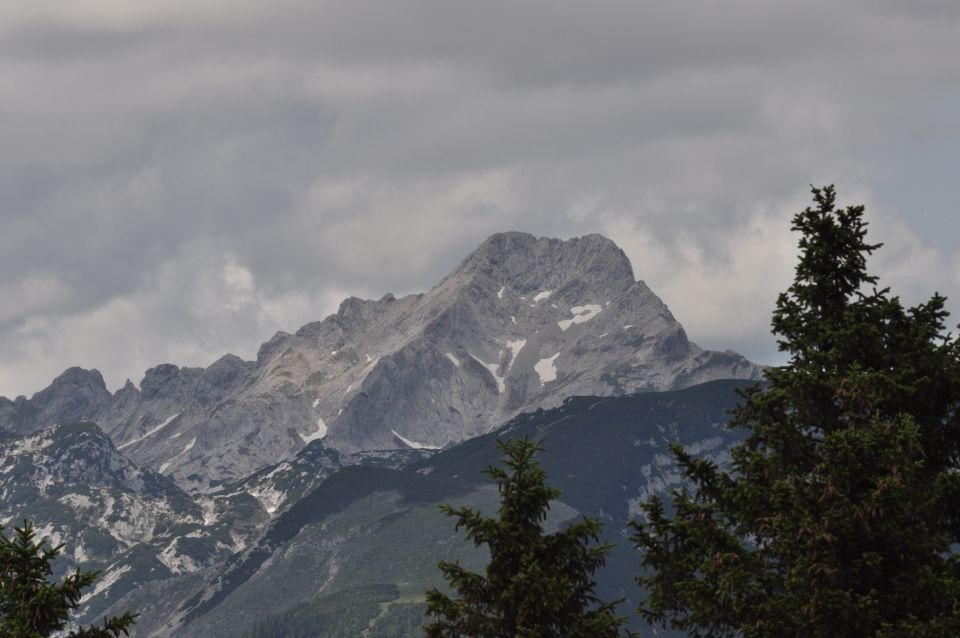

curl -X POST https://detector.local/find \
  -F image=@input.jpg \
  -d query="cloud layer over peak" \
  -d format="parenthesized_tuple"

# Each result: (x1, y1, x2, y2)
(2, 1, 958, 396)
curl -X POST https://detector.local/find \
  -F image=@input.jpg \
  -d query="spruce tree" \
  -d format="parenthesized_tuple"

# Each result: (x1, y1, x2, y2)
(0, 520, 137, 638)
(425, 436, 634, 637)
(631, 186, 960, 637)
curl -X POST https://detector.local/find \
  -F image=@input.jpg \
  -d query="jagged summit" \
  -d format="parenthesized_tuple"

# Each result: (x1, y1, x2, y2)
(0, 367, 112, 436)
(449, 232, 635, 292)
(0, 233, 763, 491)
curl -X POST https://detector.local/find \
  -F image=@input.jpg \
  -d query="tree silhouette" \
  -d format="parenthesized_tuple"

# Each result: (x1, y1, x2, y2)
(1, 520, 136, 638)
(426, 436, 634, 637)
(632, 186, 960, 637)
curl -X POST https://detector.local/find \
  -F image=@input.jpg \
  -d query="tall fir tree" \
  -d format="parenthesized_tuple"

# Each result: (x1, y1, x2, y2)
(631, 186, 960, 637)
(0, 520, 137, 638)
(425, 436, 635, 638)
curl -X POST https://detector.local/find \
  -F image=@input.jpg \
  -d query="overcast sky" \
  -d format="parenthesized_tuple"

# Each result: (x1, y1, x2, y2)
(2, 1, 959, 398)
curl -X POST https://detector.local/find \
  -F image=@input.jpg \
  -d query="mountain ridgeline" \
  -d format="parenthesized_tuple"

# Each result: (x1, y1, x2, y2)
(0, 233, 761, 492)
(0, 232, 764, 636)
(92, 380, 752, 637)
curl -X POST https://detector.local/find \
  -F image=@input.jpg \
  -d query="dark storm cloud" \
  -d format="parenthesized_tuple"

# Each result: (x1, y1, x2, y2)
(1, 0, 958, 396)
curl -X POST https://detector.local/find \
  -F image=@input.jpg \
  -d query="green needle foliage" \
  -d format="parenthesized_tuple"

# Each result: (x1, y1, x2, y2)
(0, 520, 136, 638)
(425, 436, 635, 637)
(631, 185, 960, 637)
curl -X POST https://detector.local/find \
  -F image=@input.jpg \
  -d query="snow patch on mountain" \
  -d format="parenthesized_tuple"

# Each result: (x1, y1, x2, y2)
(558, 305, 602, 331)
(445, 353, 461, 368)
(88, 564, 131, 598)
(159, 437, 196, 474)
(505, 339, 526, 365)
(391, 430, 442, 450)
(118, 413, 181, 450)
(535, 354, 560, 385)
(300, 417, 328, 444)
(469, 353, 506, 393)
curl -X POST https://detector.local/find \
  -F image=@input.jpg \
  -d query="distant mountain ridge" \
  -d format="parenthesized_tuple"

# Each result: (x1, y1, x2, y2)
(94, 379, 752, 637)
(0, 232, 763, 491)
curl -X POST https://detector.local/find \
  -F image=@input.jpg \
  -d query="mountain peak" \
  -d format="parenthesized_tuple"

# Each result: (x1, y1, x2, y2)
(0, 367, 111, 436)
(0, 231, 763, 486)
(452, 232, 635, 295)
(45, 366, 108, 394)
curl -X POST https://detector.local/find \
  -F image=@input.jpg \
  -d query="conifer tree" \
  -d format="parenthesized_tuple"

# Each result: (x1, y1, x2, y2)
(0, 520, 137, 638)
(425, 436, 634, 637)
(632, 186, 960, 637)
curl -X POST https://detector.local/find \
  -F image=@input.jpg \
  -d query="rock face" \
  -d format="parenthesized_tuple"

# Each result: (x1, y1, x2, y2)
(0, 421, 284, 623)
(0, 233, 763, 491)
(107, 380, 752, 638)
(0, 368, 113, 436)
(0, 423, 206, 587)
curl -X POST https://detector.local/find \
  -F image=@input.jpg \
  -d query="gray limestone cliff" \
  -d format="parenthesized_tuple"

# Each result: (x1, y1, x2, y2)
(0, 232, 763, 491)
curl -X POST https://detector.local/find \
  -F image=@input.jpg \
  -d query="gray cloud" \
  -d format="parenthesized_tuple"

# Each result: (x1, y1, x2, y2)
(1, 1, 959, 396)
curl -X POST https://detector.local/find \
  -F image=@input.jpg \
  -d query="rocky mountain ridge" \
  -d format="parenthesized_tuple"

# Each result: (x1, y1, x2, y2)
(89, 379, 751, 637)
(0, 421, 246, 622)
(0, 232, 763, 492)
